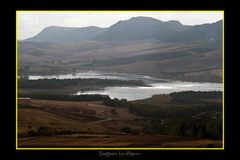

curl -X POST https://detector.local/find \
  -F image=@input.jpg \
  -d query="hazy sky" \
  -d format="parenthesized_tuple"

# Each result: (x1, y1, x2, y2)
(18, 11, 223, 40)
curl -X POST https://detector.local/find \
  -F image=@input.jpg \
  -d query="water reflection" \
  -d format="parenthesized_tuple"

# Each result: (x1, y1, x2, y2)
(28, 71, 222, 101)
(76, 81, 222, 101)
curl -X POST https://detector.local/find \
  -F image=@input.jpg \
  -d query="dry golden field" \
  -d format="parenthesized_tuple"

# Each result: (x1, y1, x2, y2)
(18, 99, 222, 148)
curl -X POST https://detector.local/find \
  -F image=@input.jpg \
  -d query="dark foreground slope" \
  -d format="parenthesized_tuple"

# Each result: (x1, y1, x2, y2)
(18, 91, 222, 148)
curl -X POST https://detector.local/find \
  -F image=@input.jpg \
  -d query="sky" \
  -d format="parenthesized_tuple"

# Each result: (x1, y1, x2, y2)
(18, 11, 223, 40)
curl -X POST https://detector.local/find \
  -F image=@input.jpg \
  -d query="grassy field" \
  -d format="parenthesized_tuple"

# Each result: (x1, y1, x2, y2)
(18, 97, 222, 148)
(18, 134, 222, 148)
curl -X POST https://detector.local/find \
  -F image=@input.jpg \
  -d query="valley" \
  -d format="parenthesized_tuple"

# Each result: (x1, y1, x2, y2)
(17, 15, 223, 148)
(18, 17, 222, 83)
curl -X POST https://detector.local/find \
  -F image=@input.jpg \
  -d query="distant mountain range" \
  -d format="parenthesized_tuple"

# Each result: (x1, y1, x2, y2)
(25, 26, 106, 43)
(20, 17, 223, 82)
(24, 16, 222, 44)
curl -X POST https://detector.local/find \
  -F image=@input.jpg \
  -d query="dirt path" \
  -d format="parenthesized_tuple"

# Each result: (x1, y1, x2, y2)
(86, 118, 116, 124)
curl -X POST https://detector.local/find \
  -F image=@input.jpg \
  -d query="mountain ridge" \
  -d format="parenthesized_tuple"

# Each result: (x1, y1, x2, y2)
(24, 17, 222, 43)
(19, 17, 222, 82)
(25, 26, 107, 43)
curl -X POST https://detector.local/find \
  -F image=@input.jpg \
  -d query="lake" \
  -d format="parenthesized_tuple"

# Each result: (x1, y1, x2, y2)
(29, 71, 222, 101)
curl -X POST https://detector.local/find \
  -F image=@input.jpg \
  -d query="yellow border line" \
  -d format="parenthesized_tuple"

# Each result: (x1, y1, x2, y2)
(17, 10, 224, 12)
(17, 148, 223, 150)
(222, 11, 225, 149)
(16, 11, 19, 149)
(16, 10, 224, 150)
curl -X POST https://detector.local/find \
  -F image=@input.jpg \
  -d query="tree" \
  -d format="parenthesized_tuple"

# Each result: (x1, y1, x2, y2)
(110, 109, 118, 115)
(121, 127, 132, 134)
(192, 124, 199, 138)
(179, 122, 187, 137)
(37, 126, 52, 136)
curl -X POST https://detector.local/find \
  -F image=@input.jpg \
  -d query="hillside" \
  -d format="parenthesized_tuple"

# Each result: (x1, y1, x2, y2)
(25, 26, 106, 43)
(18, 91, 222, 148)
(19, 17, 223, 82)
(24, 17, 222, 44)
(95, 17, 190, 41)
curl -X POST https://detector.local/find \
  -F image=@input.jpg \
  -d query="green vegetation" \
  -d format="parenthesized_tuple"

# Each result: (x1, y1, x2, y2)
(19, 126, 81, 138)
(103, 91, 222, 140)
(19, 93, 111, 101)
(121, 127, 132, 134)
(18, 104, 34, 109)
(129, 104, 166, 118)
(106, 99, 221, 119)
(170, 91, 222, 100)
(169, 91, 222, 105)
(103, 98, 128, 107)
(145, 116, 222, 140)
(18, 89, 222, 140)
(18, 78, 147, 89)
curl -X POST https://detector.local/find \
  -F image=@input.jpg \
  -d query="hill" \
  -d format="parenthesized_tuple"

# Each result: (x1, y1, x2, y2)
(24, 17, 222, 44)
(19, 17, 222, 82)
(95, 17, 190, 41)
(25, 26, 106, 43)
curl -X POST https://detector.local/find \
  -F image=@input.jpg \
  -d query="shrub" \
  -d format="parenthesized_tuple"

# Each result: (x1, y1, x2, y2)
(121, 127, 132, 134)
(28, 130, 37, 137)
(36, 126, 53, 136)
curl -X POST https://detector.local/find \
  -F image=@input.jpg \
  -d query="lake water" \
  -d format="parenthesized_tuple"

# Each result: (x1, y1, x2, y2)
(29, 71, 222, 101)
(28, 71, 166, 83)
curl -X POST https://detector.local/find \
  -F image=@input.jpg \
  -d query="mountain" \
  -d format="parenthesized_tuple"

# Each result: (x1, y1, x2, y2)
(25, 26, 106, 43)
(95, 17, 190, 41)
(170, 20, 222, 43)
(20, 17, 222, 82)
(95, 17, 222, 43)
(24, 17, 222, 44)
(18, 40, 222, 82)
